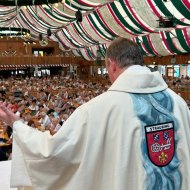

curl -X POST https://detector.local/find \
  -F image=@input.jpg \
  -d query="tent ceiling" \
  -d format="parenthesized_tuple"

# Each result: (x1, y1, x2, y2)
(0, 0, 190, 60)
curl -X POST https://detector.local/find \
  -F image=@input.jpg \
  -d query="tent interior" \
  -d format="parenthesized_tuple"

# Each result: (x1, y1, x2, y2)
(0, 0, 189, 61)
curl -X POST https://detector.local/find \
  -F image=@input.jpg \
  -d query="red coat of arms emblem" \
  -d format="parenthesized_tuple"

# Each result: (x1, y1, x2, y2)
(145, 121, 175, 167)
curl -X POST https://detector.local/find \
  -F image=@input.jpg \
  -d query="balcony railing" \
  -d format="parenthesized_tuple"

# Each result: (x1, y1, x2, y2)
(0, 55, 93, 66)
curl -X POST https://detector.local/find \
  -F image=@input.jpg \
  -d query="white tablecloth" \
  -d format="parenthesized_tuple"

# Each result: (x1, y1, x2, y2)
(0, 160, 17, 190)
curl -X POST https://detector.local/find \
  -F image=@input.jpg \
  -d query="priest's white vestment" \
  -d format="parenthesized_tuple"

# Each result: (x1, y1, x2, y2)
(11, 66, 190, 190)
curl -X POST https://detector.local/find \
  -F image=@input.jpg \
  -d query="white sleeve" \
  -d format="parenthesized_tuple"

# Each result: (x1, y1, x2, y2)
(11, 106, 88, 190)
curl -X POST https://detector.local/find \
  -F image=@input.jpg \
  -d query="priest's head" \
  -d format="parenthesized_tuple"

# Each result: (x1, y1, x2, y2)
(105, 37, 144, 83)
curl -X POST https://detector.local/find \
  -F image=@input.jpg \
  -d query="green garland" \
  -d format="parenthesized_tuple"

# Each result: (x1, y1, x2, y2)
(176, 29, 190, 52)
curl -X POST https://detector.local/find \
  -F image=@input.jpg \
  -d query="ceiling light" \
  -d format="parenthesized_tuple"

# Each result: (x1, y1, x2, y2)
(158, 16, 176, 28)
(75, 10, 82, 22)
(0, 27, 30, 38)
(47, 29, 52, 37)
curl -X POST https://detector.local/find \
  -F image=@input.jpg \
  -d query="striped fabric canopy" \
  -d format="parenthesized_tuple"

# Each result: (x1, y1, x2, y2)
(0, 0, 190, 60)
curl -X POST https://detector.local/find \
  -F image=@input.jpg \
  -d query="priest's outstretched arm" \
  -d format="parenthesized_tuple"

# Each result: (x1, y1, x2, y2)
(0, 103, 89, 190)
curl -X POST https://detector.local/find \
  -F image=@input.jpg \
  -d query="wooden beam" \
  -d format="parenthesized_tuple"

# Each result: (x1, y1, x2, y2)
(144, 54, 190, 65)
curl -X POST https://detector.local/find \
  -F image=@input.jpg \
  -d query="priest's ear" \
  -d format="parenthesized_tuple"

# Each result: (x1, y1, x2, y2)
(106, 58, 118, 83)
(108, 58, 117, 73)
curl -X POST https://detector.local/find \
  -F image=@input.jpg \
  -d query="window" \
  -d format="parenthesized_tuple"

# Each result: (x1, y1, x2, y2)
(174, 65, 179, 77)
(32, 47, 54, 56)
(168, 68, 173, 77)
(98, 68, 108, 75)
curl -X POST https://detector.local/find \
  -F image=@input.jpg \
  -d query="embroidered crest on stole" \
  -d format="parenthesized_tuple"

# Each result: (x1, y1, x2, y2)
(145, 122, 175, 167)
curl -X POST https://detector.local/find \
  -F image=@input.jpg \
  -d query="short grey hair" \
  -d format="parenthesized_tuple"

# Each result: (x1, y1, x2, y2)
(106, 37, 144, 68)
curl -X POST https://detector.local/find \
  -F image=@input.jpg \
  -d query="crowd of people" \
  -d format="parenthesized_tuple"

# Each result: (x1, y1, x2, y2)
(1, 76, 110, 129)
(163, 75, 190, 107)
(0, 71, 190, 160)
(0, 75, 110, 160)
(164, 75, 190, 89)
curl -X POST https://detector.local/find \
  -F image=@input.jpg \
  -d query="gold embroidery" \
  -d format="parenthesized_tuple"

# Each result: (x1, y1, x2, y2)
(159, 151, 168, 163)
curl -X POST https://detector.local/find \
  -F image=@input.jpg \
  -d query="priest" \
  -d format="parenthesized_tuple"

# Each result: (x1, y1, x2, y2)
(0, 38, 189, 190)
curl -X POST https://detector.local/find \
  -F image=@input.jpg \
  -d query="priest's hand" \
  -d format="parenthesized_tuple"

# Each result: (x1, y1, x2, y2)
(0, 103, 20, 128)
